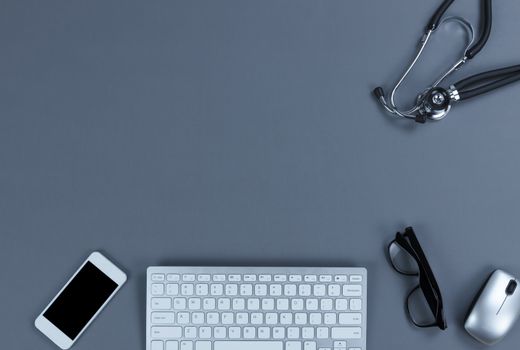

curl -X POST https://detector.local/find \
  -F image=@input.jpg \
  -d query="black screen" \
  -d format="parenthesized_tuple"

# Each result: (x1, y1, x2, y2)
(43, 261, 118, 339)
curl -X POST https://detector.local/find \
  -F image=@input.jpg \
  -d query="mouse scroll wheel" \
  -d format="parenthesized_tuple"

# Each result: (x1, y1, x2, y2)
(506, 280, 517, 295)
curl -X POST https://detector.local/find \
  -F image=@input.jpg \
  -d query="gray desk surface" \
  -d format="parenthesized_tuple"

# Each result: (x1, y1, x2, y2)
(2, 0, 520, 349)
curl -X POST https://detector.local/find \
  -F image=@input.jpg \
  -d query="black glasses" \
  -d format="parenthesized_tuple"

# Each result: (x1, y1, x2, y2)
(387, 227, 447, 330)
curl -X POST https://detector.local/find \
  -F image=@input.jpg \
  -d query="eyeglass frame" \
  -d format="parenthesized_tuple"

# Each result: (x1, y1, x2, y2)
(388, 227, 447, 330)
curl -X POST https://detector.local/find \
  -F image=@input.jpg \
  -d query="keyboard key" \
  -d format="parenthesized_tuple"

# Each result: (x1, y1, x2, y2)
(258, 326, 270, 339)
(214, 327, 226, 339)
(182, 274, 195, 282)
(232, 298, 245, 310)
(222, 312, 234, 324)
(306, 298, 318, 310)
(199, 327, 211, 338)
(184, 327, 197, 338)
(218, 298, 231, 310)
(166, 341, 178, 350)
(259, 274, 272, 282)
(207, 312, 219, 324)
(192, 312, 204, 324)
(314, 285, 326, 296)
(173, 298, 186, 309)
(280, 313, 293, 324)
(255, 284, 268, 296)
(331, 327, 362, 339)
(247, 298, 260, 310)
(288, 327, 300, 339)
(243, 274, 256, 282)
(287, 341, 302, 350)
(236, 312, 248, 324)
(180, 341, 193, 350)
(285, 284, 297, 296)
(152, 312, 175, 324)
(177, 312, 189, 324)
(319, 275, 332, 282)
(203, 298, 216, 310)
(350, 299, 362, 311)
(302, 327, 314, 339)
(151, 327, 182, 338)
(334, 275, 348, 282)
(225, 284, 238, 296)
(289, 275, 302, 282)
(324, 313, 337, 325)
(343, 285, 362, 297)
(292, 299, 304, 310)
(195, 341, 210, 350)
(214, 341, 283, 350)
(274, 274, 287, 282)
(167, 274, 180, 282)
(304, 275, 317, 282)
(229, 327, 241, 339)
(270, 285, 282, 296)
(152, 340, 164, 350)
(152, 298, 172, 310)
(197, 274, 211, 282)
(304, 341, 317, 350)
(295, 313, 307, 324)
(339, 313, 362, 325)
(277, 298, 289, 310)
(211, 284, 223, 296)
(317, 327, 329, 339)
(181, 284, 194, 295)
(266, 313, 278, 324)
(167, 284, 179, 295)
(273, 327, 285, 339)
(328, 285, 341, 296)
(262, 298, 275, 310)
(335, 299, 349, 311)
(152, 274, 165, 282)
(196, 284, 209, 296)
(188, 298, 201, 310)
(213, 274, 226, 282)
(299, 284, 311, 296)
(240, 284, 253, 296)
(321, 299, 333, 310)
(349, 275, 363, 283)
(228, 274, 241, 282)
(334, 340, 347, 348)
(152, 284, 165, 295)
(309, 313, 322, 325)
(243, 327, 256, 339)
(251, 312, 263, 324)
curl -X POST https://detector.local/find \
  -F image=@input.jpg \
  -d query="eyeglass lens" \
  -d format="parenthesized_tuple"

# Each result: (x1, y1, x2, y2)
(388, 241, 419, 275)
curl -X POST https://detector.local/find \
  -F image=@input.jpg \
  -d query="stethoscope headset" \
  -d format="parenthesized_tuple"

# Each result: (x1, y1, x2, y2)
(374, 0, 520, 123)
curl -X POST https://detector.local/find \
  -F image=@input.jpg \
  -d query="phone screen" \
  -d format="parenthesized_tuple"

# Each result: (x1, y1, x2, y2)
(43, 261, 118, 340)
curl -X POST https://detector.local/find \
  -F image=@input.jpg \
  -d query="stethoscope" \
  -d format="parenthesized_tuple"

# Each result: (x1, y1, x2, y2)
(374, 0, 520, 123)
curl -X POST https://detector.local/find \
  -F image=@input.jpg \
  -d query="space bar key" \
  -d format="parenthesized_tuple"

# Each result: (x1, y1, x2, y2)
(214, 341, 283, 350)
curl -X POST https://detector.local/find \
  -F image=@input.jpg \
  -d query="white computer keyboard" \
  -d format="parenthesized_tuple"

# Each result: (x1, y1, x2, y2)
(146, 267, 367, 350)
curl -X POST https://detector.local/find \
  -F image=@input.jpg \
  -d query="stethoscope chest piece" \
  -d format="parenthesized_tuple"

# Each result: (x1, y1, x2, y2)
(418, 88, 452, 123)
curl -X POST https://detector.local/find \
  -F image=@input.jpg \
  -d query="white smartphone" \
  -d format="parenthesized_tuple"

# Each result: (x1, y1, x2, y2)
(35, 251, 127, 349)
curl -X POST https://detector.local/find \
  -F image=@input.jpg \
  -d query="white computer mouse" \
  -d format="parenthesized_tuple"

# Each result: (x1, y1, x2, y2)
(464, 269, 520, 345)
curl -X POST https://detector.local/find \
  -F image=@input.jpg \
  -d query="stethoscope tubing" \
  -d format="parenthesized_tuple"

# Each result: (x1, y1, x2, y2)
(457, 69, 520, 101)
